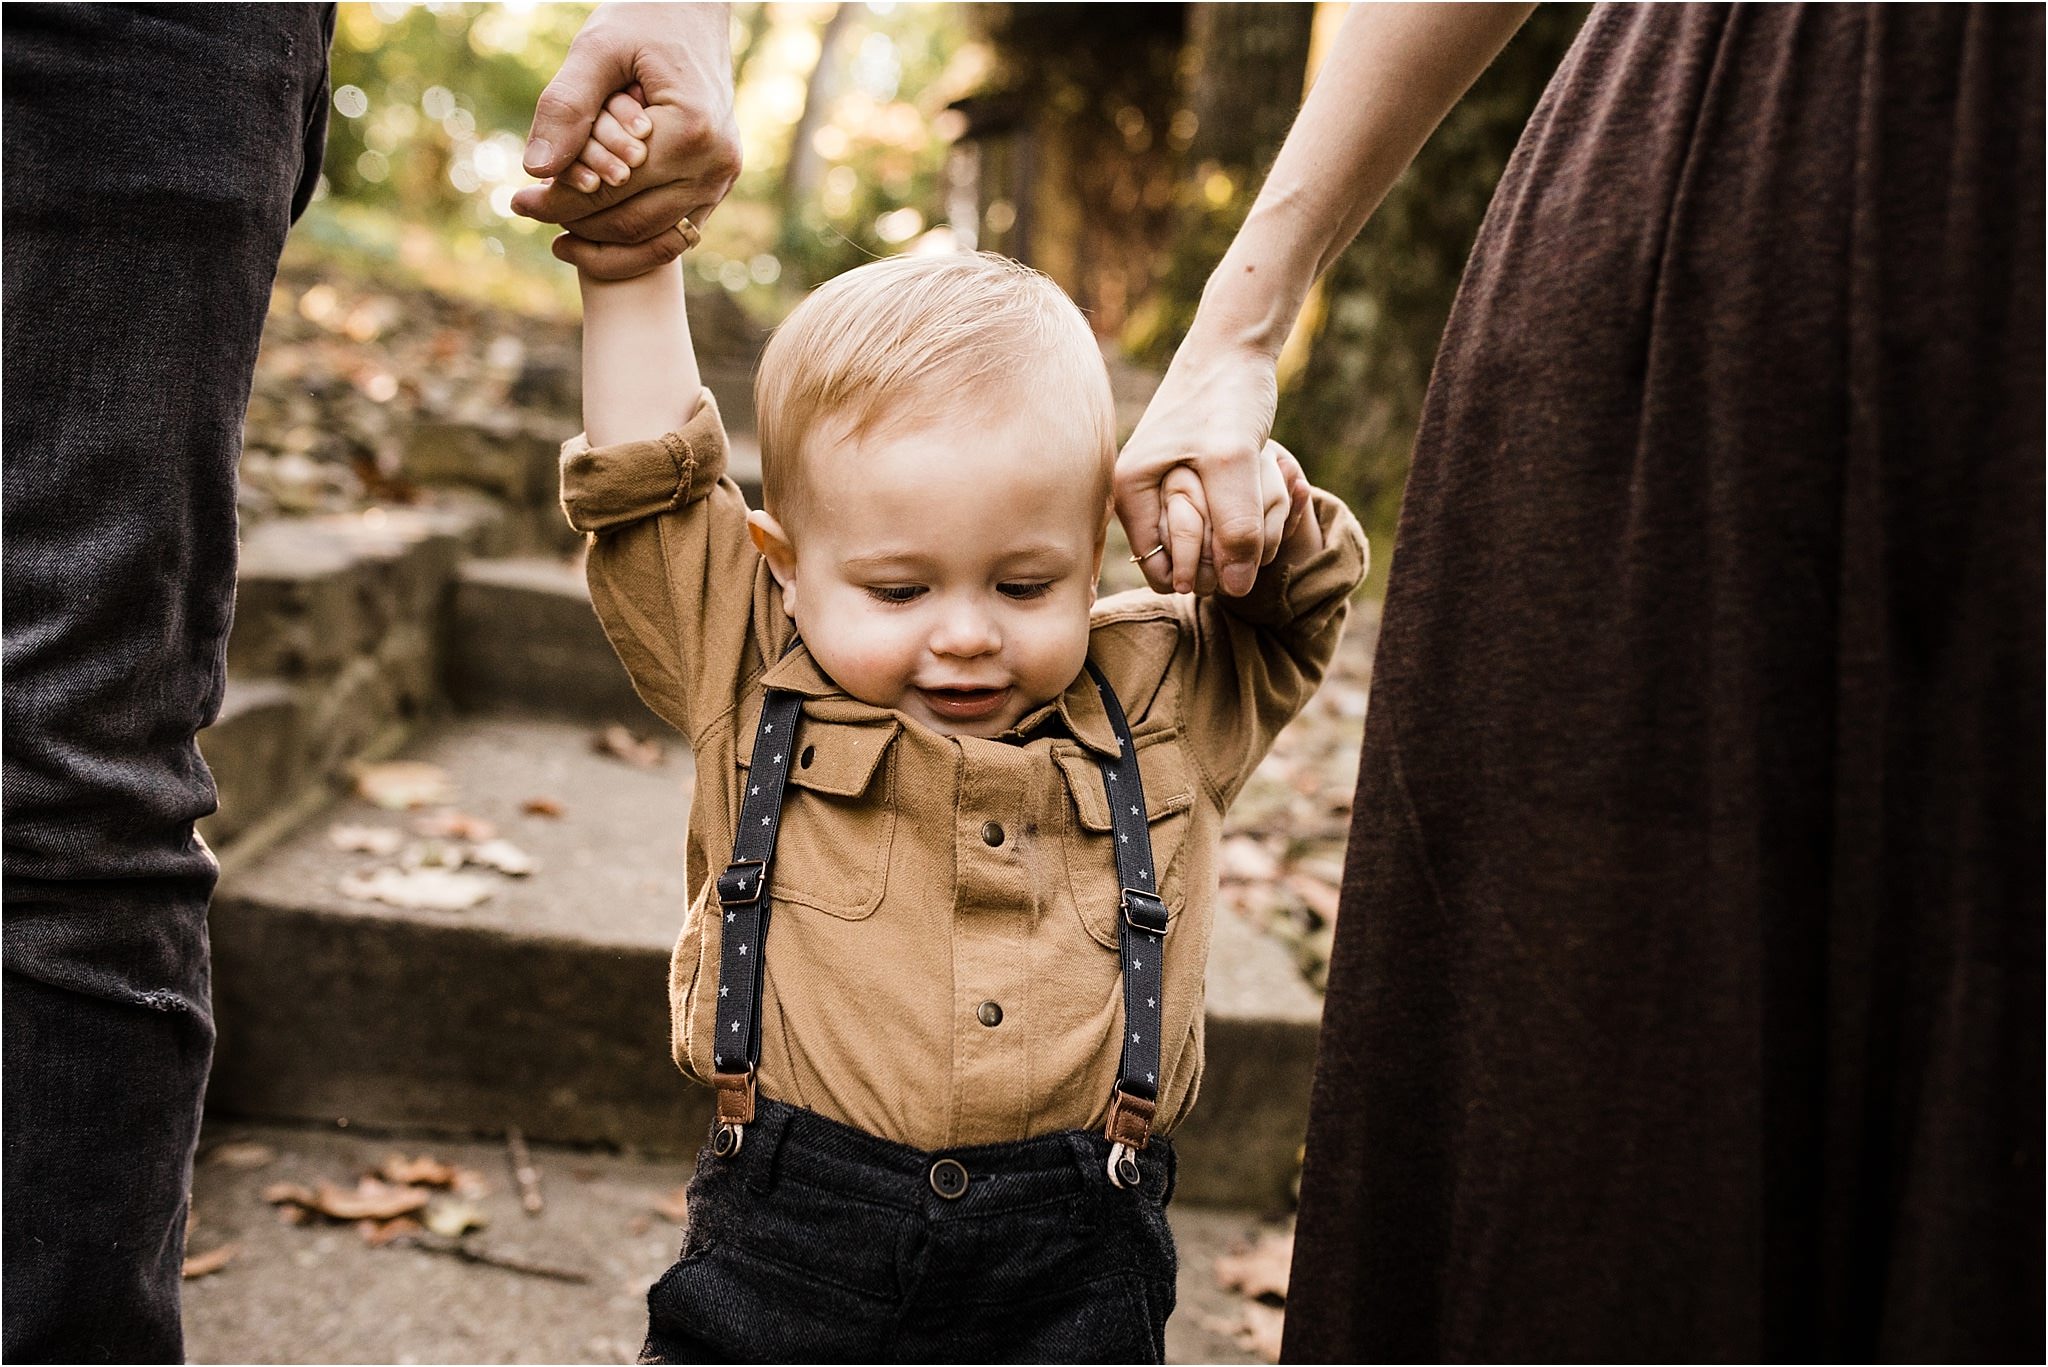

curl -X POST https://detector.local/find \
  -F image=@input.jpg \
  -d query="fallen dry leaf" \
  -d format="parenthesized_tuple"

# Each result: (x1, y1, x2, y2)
(1285, 873, 1341, 926)
(378, 1154, 460, 1187)
(412, 809, 496, 842)
(1219, 835, 1281, 883)
(329, 824, 405, 856)
(1238, 1301, 1285, 1363)
(1216, 1228, 1293, 1303)
(651, 1186, 690, 1224)
(593, 724, 664, 769)
(353, 760, 454, 811)
(400, 839, 468, 872)
(206, 1140, 278, 1170)
(468, 838, 537, 877)
(359, 1215, 423, 1248)
(423, 1197, 488, 1238)
(339, 866, 495, 912)
(267, 1177, 431, 1223)
(182, 1243, 239, 1279)
(521, 797, 565, 818)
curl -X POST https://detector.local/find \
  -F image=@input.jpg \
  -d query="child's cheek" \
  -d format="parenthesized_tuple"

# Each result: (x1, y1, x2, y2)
(825, 604, 922, 699)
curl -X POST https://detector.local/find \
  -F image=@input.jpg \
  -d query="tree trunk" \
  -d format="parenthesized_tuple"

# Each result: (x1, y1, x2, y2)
(779, 4, 855, 211)
(1184, 3, 1316, 176)
(1131, 3, 1315, 362)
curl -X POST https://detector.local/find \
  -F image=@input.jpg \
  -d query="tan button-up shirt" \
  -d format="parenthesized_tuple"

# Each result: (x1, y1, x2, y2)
(561, 393, 1367, 1150)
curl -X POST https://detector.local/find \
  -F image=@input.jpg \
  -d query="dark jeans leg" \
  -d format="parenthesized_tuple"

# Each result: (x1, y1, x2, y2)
(1, 6, 331, 1360)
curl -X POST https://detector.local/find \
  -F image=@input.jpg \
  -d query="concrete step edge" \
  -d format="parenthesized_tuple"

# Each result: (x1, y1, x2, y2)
(207, 879, 1320, 1211)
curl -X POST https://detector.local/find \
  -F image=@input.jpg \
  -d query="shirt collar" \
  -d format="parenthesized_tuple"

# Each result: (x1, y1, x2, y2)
(754, 642, 1124, 757)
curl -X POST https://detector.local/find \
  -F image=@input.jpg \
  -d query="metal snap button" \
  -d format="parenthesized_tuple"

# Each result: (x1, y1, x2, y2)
(981, 821, 1004, 847)
(929, 1157, 969, 1200)
(976, 1000, 1003, 1028)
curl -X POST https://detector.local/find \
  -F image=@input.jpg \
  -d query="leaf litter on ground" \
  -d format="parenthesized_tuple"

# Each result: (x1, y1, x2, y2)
(412, 809, 497, 842)
(339, 866, 496, 912)
(204, 1140, 278, 1170)
(1217, 616, 1377, 993)
(351, 760, 454, 811)
(651, 1186, 690, 1225)
(182, 1243, 240, 1279)
(593, 724, 665, 769)
(263, 1177, 431, 1222)
(258, 1149, 579, 1276)
(1210, 1226, 1296, 1364)
(328, 824, 406, 856)
(468, 838, 537, 876)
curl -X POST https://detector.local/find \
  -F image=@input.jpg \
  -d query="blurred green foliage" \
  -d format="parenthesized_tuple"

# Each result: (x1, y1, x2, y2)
(302, 2, 967, 317)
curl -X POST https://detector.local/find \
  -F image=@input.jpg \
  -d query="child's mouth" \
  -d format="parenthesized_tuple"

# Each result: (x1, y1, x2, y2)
(917, 686, 1011, 721)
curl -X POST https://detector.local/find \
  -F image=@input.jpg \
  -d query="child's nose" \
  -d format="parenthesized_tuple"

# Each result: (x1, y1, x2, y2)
(930, 600, 1000, 657)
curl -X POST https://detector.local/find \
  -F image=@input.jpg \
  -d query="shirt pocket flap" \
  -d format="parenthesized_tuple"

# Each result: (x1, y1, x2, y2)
(1055, 737, 1196, 831)
(737, 716, 899, 800)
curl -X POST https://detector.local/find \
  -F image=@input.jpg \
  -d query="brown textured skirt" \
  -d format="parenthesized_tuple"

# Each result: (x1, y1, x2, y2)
(1285, 6, 2043, 1361)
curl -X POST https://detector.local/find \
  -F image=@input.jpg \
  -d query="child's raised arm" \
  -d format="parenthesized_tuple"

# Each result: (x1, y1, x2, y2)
(581, 257, 701, 447)
(576, 86, 700, 447)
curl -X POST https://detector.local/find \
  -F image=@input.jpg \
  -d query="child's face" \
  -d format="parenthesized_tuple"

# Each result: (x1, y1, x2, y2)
(750, 403, 1108, 739)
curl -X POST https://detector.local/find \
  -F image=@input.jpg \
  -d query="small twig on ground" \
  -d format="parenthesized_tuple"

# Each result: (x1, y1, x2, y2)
(394, 1231, 589, 1283)
(506, 1125, 544, 1216)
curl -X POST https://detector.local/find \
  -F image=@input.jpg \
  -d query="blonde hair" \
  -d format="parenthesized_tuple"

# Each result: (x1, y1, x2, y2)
(755, 252, 1116, 524)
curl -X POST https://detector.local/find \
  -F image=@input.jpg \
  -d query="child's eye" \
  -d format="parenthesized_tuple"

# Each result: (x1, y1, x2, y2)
(865, 584, 925, 604)
(998, 581, 1053, 600)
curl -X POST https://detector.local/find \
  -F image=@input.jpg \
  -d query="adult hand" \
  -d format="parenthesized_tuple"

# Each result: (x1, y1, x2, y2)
(513, 2, 741, 279)
(1114, 333, 1282, 596)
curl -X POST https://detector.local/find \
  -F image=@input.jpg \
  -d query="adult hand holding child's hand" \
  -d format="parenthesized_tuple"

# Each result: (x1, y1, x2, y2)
(1115, 332, 1288, 596)
(513, 2, 741, 279)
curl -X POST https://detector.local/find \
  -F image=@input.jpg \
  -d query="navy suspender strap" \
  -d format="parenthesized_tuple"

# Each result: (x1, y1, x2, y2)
(1083, 659, 1168, 1188)
(707, 685, 805, 1157)
(708, 659, 1166, 1186)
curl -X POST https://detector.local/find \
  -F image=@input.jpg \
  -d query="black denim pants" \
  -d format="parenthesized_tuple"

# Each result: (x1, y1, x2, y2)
(644, 1099, 1180, 1364)
(2, 7, 331, 1360)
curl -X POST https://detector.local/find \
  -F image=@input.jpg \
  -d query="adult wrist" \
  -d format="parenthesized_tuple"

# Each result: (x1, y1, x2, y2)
(1195, 220, 1320, 361)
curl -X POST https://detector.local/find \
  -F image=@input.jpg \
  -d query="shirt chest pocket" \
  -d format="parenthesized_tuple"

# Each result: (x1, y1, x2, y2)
(1055, 736, 1196, 949)
(736, 715, 900, 920)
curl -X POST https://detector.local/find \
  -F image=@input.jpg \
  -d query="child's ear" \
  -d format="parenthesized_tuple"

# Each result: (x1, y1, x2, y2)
(1089, 527, 1108, 604)
(746, 510, 801, 617)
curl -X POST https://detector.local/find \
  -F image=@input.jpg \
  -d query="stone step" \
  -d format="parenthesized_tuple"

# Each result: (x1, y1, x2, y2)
(200, 497, 506, 852)
(206, 714, 1324, 1210)
(447, 557, 659, 727)
(396, 386, 762, 554)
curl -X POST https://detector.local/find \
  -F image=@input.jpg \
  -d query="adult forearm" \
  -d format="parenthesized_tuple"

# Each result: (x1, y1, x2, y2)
(1194, 2, 1537, 359)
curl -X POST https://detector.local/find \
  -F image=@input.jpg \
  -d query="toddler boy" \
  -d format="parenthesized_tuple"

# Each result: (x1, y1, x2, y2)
(559, 107, 1367, 1365)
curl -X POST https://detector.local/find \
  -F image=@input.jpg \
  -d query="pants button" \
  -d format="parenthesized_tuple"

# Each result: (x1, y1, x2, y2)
(929, 1157, 969, 1200)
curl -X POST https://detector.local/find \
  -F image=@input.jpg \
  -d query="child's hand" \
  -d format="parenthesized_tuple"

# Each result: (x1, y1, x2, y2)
(1272, 442, 1324, 559)
(561, 86, 653, 194)
(1155, 441, 1296, 594)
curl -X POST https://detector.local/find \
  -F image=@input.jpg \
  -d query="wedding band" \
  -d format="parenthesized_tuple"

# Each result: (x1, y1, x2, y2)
(1128, 544, 1167, 565)
(676, 217, 701, 251)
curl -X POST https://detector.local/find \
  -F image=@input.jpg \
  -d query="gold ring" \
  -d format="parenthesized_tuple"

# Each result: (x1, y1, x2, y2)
(1128, 544, 1167, 565)
(676, 217, 701, 251)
